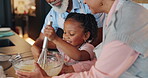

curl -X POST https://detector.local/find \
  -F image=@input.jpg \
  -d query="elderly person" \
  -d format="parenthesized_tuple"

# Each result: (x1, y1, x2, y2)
(16, 0, 148, 78)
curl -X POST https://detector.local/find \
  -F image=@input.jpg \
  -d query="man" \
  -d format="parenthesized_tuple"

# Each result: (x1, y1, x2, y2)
(31, 0, 104, 60)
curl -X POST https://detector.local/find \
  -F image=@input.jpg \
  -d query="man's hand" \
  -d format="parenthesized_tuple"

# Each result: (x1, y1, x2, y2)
(31, 45, 41, 61)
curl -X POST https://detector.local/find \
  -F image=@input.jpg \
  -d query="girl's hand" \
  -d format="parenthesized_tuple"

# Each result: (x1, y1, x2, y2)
(44, 26, 58, 41)
(16, 62, 51, 78)
(60, 64, 75, 74)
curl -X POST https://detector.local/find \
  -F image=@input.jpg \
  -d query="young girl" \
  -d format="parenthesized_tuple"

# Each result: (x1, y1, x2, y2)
(44, 13, 98, 65)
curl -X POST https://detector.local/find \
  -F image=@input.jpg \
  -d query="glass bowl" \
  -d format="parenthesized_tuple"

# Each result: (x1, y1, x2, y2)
(9, 52, 35, 72)
(43, 51, 64, 76)
(0, 55, 12, 71)
(9, 51, 64, 76)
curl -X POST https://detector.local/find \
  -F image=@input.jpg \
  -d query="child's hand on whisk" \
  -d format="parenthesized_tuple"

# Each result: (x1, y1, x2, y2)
(44, 26, 58, 41)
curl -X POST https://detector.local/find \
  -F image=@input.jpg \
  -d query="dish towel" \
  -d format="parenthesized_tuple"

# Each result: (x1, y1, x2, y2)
(0, 31, 15, 38)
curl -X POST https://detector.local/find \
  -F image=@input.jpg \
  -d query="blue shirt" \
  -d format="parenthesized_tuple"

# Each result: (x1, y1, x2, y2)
(41, 0, 104, 33)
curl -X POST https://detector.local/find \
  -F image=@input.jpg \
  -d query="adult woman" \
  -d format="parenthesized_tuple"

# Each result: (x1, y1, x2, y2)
(16, 0, 148, 78)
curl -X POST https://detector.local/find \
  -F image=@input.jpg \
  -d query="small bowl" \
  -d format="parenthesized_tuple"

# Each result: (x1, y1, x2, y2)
(9, 52, 35, 72)
(0, 55, 12, 71)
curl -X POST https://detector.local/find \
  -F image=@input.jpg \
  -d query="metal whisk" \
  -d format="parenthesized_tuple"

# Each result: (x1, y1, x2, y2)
(37, 21, 52, 69)
(37, 37, 48, 69)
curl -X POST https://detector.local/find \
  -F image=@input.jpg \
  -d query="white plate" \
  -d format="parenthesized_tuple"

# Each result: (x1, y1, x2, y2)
(0, 28, 11, 32)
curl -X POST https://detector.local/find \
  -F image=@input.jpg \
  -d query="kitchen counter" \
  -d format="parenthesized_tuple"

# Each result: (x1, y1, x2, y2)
(0, 30, 32, 78)
(0, 31, 31, 55)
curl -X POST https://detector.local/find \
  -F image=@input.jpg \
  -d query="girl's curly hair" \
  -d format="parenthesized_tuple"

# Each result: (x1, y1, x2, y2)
(65, 12, 98, 42)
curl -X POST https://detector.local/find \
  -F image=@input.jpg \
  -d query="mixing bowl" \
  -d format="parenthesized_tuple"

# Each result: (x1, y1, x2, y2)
(9, 52, 35, 72)
(44, 51, 64, 76)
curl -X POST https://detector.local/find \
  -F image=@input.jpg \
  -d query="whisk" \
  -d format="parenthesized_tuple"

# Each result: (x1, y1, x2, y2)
(37, 21, 53, 69)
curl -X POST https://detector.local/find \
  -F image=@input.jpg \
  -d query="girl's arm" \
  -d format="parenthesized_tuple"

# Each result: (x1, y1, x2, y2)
(53, 37, 91, 61)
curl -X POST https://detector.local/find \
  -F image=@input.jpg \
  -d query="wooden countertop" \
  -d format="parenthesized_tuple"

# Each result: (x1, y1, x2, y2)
(0, 31, 32, 78)
(0, 31, 31, 55)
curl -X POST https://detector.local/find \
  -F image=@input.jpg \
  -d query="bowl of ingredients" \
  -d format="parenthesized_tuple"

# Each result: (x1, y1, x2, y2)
(43, 51, 64, 76)
(9, 52, 35, 72)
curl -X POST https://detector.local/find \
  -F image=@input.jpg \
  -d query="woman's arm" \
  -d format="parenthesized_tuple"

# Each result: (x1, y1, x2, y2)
(60, 59, 96, 74)
(52, 40, 139, 78)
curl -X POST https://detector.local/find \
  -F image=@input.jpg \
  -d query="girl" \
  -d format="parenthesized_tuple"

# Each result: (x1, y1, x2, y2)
(44, 13, 98, 65)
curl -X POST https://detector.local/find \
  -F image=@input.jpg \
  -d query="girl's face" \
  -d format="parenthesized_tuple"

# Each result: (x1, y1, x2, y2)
(63, 19, 89, 48)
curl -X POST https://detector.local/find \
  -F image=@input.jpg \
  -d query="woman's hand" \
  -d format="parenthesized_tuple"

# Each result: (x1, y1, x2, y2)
(44, 26, 58, 41)
(16, 62, 51, 78)
(60, 64, 75, 74)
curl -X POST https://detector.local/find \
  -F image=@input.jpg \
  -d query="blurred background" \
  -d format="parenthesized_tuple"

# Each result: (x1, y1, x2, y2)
(0, 0, 147, 45)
